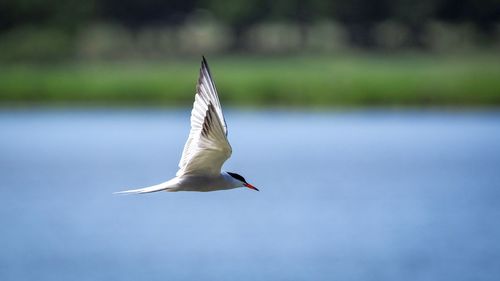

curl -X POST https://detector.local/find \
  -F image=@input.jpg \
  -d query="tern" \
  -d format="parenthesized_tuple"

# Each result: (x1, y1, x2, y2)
(116, 57, 258, 194)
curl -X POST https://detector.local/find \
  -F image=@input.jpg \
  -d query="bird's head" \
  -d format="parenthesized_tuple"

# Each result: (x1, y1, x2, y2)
(227, 172, 259, 191)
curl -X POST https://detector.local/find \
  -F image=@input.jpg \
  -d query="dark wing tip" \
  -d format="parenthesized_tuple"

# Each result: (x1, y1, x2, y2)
(201, 56, 213, 76)
(202, 56, 208, 68)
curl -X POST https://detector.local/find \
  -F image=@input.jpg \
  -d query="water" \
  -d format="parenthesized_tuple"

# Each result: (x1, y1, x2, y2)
(1, 109, 500, 281)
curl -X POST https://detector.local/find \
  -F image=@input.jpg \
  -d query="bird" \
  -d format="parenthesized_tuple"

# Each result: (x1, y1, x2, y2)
(115, 57, 258, 194)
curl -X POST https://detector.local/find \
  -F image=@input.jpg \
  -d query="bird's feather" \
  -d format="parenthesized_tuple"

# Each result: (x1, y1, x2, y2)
(114, 180, 174, 194)
(176, 57, 232, 176)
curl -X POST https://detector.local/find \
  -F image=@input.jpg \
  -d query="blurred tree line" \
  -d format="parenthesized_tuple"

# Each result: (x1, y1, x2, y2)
(0, 0, 499, 61)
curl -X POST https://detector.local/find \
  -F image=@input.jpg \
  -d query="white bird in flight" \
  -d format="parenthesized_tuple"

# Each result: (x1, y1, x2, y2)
(116, 57, 258, 194)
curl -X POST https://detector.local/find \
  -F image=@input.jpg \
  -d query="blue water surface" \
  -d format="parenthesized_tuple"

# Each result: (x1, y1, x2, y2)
(1, 109, 500, 281)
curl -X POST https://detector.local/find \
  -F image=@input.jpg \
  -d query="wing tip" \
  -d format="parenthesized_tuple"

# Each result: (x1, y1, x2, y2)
(201, 55, 212, 76)
(201, 55, 208, 69)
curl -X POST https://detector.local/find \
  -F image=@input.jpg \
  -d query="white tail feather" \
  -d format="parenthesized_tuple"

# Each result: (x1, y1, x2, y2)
(114, 181, 174, 195)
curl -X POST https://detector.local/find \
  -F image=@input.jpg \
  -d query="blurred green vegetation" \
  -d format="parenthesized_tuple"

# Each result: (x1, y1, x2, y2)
(1, 1, 500, 62)
(1, 1, 498, 108)
(1, 54, 499, 107)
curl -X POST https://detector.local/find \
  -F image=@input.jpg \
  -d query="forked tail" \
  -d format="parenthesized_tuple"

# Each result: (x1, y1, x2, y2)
(114, 181, 174, 195)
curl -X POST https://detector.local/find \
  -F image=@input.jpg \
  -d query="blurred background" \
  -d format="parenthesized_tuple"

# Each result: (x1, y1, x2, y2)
(1, 1, 500, 281)
(0, 0, 500, 106)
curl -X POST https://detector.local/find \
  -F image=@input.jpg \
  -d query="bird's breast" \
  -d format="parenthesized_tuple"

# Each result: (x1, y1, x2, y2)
(175, 174, 236, 192)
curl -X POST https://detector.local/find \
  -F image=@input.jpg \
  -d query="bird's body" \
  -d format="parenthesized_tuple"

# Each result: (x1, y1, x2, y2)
(118, 172, 243, 193)
(116, 57, 258, 194)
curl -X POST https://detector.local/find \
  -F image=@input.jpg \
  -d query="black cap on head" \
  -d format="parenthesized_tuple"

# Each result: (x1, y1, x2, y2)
(227, 172, 246, 183)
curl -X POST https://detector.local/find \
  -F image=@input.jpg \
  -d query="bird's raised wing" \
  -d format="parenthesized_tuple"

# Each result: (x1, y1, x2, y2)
(176, 57, 232, 176)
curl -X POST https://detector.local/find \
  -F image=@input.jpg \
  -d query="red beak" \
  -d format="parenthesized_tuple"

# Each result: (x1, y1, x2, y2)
(244, 183, 259, 191)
